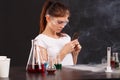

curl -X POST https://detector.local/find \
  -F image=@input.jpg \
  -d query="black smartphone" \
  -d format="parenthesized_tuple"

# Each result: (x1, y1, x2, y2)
(72, 32, 79, 40)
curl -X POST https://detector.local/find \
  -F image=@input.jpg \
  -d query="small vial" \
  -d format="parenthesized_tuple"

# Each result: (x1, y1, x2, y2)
(115, 52, 119, 69)
(111, 52, 115, 69)
(55, 55, 62, 70)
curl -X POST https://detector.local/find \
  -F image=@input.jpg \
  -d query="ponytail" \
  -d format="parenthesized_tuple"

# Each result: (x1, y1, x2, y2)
(40, 0, 53, 33)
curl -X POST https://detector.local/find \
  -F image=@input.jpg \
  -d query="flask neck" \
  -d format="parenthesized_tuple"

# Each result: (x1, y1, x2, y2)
(115, 53, 119, 62)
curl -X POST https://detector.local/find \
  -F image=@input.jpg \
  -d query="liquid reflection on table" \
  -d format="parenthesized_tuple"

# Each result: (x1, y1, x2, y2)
(26, 70, 62, 80)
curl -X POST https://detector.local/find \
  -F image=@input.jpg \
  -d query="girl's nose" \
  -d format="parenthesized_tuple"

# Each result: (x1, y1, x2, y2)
(60, 25, 65, 29)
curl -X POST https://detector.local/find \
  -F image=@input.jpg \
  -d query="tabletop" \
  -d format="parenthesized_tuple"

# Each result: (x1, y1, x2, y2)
(0, 65, 120, 80)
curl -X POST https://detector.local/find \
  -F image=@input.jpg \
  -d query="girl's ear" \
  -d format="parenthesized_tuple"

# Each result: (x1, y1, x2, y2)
(45, 15, 51, 22)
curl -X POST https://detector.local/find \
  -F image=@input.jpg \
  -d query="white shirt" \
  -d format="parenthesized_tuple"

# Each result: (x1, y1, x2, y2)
(34, 34, 74, 65)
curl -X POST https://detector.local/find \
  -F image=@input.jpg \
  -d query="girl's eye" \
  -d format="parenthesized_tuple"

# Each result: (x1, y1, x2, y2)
(57, 21, 68, 24)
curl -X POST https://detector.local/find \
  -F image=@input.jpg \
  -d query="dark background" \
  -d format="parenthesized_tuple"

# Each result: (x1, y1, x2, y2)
(0, 0, 120, 66)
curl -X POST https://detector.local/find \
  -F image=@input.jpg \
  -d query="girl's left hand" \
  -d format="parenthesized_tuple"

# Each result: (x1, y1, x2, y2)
(72, 39, 82, 56)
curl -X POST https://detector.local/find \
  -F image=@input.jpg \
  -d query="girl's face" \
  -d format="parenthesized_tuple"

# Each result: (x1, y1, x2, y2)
(47, 15, 69, 33)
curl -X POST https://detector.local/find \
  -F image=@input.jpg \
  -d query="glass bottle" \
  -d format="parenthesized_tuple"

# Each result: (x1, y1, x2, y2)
(54, 55, 62, 70)
(115, 52, 119, 69)
(111, 52, 115, 69)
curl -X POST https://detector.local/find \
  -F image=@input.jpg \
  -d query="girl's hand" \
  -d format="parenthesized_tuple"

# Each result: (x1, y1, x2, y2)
(58, 39, 82, 62)
(62, 40, 77, 54)
(72, 39, 82, 56)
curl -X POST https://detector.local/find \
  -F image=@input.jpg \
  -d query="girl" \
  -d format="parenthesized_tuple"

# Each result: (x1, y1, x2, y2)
(34, 0, 81, 65)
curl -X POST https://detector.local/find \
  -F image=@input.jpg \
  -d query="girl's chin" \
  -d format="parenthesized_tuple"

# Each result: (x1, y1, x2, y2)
(56, 30, 62, 33)
(58, 29, 63, 32)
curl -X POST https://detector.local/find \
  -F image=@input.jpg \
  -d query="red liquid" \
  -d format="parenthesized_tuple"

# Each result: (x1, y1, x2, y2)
(41, 63, 45, 72)
(111, 60, 115, 68)
(27, 64, 45, 73)
(46, 69, 56, 74)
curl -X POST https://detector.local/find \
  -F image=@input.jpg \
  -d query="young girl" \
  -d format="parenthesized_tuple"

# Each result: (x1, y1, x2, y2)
(34, 0, 81, 65)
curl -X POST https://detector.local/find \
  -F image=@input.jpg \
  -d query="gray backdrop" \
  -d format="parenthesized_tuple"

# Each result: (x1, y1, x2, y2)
(0, 0, 120, 66)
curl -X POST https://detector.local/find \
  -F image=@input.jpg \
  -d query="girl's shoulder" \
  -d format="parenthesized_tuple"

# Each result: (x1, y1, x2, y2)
(35, 34, 45, 39)
(34, 34, 46, 42)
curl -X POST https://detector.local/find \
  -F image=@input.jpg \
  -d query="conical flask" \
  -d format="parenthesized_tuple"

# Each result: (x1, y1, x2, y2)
(26, 39, 43, 73)
(46, 55, 56, 74)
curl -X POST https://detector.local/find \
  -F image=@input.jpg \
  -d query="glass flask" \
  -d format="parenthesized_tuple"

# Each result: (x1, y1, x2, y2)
(54, 55, 62, 70)
(26, 40, 45, 73)
(46, 56, 56, 74)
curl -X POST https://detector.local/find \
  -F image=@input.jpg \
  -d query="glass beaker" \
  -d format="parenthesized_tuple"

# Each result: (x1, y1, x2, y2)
(26, 40, 45, 73)
(46, 56, 56, 74)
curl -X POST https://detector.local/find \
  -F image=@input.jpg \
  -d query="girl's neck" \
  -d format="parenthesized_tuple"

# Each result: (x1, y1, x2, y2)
(42, 26, 60, 39)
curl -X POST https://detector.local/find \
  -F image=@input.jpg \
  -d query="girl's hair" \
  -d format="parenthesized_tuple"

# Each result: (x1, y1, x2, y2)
(40, 0, 70, 33)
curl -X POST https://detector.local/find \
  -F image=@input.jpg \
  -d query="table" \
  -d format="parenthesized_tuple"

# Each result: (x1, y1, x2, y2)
(0, 66, 120, 80)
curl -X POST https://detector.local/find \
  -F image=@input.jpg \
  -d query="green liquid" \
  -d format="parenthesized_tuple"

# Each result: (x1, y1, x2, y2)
(115, 62, 119, 69)
(55, 64, 62, 70)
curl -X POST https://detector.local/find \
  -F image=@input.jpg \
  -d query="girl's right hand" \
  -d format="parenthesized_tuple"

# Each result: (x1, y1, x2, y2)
(62, 39, 78, 54)
(59, 39, 80, 61)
